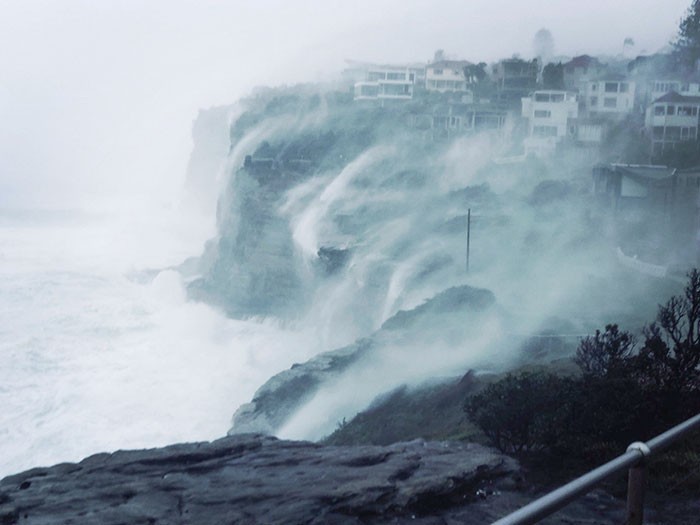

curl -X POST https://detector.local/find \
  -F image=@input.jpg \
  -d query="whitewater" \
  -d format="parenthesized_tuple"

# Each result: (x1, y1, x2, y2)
(0, 205, 319, 478)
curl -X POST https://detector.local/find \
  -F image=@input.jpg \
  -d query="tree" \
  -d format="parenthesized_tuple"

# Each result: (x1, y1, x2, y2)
(575, 324, 635, 378)
(542, 62, 564, 89)
(464, 63, 491, 100)
(676, 0, 700, 70)
(637, 269, 700, 391)
(464, 63, 487, 84)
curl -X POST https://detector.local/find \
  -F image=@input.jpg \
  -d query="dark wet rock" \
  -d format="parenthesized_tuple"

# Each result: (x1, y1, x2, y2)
(381, 285, 495, 330)
(189, 168, 304, 318)
(228, 285, 495, 436)
(230, 340, 373, 434)
(317, 246, 351, 275)
(0, 434, 523, 525)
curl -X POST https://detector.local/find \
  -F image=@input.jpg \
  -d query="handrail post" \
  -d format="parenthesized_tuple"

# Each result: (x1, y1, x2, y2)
(625, 442, 651, 525)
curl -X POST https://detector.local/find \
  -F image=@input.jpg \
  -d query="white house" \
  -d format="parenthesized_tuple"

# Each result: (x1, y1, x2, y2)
(583, 75, 636, 118)
(425, 60, 472, 92)
(645, 91, 700, 157)
(650, 79, 700, 98)
(353, 65, 419, 101)
(521, 90, 578, 156)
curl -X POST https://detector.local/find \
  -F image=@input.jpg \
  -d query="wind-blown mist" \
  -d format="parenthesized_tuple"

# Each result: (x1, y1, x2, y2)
(193, 86, 674, 442)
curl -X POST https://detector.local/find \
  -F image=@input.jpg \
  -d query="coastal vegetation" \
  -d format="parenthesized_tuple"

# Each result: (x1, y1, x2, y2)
(465, 270, 700, 490)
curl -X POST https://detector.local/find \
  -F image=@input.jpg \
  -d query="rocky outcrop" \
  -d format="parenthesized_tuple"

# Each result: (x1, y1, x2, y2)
(380, 286, 495, 331)
(0, 434, 523, 525)
(229, 340, 372, 435)
(228, 285, 496, 436)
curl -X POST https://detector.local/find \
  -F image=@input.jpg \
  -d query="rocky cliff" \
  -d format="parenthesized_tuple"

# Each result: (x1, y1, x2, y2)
(185, 84, 680, 442)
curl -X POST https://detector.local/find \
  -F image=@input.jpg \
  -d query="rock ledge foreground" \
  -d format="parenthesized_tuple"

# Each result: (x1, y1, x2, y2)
(0, 434, 646, 524)
(0, 434, 524, 524)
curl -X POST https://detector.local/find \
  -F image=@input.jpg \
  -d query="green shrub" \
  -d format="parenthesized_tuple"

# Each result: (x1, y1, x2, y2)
(465, 270, 700, 470)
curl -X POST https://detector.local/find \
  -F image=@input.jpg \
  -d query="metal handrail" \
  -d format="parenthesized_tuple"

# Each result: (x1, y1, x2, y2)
(491, 412, 700, 525)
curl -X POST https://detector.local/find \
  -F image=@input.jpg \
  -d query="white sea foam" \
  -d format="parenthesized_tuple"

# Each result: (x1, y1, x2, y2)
(0, 208, 318, 477)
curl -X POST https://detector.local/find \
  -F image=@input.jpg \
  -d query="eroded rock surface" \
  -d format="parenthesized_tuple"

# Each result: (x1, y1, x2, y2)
(0, 434, 521, 525)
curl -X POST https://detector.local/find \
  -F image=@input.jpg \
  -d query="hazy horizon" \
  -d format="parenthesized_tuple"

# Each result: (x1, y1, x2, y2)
(1, 0, 692, 210)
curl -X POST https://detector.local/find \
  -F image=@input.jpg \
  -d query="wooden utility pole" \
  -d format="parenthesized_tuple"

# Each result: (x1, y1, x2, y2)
(466, 208, 471, 272)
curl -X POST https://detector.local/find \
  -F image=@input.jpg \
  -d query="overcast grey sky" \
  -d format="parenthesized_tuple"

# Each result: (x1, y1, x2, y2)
(0, 0, 691, 209)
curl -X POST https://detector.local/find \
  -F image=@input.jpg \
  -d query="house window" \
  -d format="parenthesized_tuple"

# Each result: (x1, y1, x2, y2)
(409, 73, 415, 82)
(653, 126, 664, 139)
(590, 96, 598, 106)
(666, 126, 681, 140)
(682, 127, 690, 139)
(534, 110, 551, 118)
(386, 72, 405, 81)
(591, 84, 598, 92)
(667, 105, 676, 115)
(533, 125, 558, 137)
(382, 84, 410, 96)
(604, 97, 617, 108)
(620, 83, 629, 93)
(654, 105, 666, 116)
(433, 68, 443, 75)
(682, 83, 690, 92)
(359, 85, 379, 97)
(367, 71, 386, 81)
(605, 82, 618, 93)
(535, 93, 550, 102)
(678, 106, 698, 116)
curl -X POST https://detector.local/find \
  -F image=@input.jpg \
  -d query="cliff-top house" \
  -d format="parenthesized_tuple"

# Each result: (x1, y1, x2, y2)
(645, 91, 700, 157)
(425, 60, 473, 95)
(582, 73, 636, 119)
(346, 61, 426, 102)
(521, 90, 578, 156)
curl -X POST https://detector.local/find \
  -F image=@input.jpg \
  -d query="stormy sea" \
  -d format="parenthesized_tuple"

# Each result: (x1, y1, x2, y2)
(0, 206, 322, 477)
